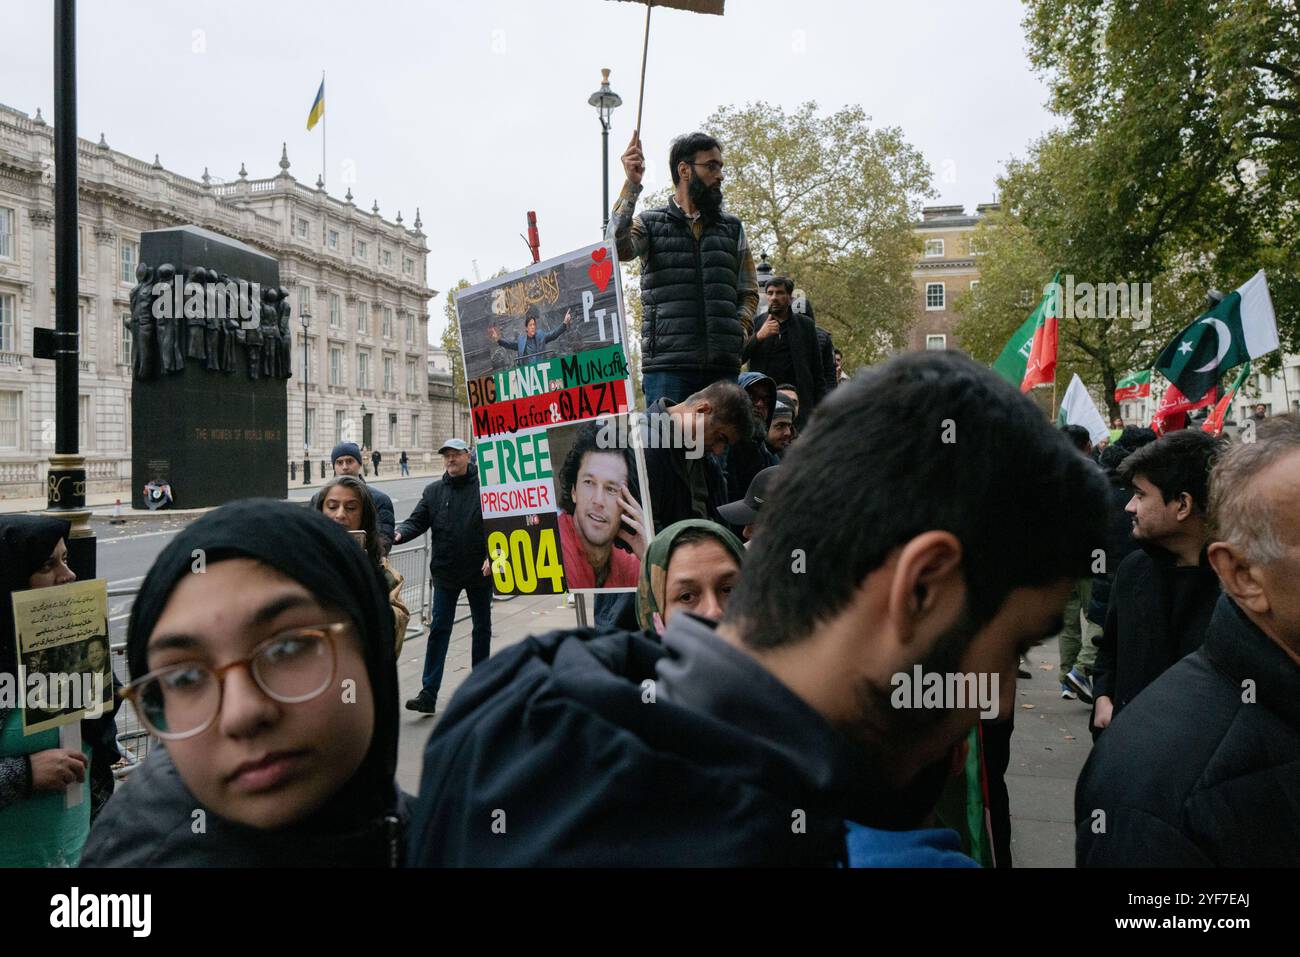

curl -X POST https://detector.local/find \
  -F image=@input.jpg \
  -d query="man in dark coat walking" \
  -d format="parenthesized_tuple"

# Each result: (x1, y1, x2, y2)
(1077, 416, 1300, 866)
(394, 438, 490, 716)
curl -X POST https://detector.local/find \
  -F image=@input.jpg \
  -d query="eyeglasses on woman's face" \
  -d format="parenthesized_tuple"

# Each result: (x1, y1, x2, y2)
(123, 622, 349, 740)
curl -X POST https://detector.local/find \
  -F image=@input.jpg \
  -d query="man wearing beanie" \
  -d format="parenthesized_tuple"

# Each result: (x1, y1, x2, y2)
(766, 399, 795, 459)
(312, 441, 396, 553)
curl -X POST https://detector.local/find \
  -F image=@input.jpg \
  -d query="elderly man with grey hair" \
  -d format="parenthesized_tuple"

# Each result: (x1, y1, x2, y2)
(1076, 415, 1300, 866)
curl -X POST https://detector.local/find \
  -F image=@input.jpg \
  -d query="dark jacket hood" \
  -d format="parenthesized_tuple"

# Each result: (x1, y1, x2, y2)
(408, 613, 927, 866)
(738, 371, 777, 428)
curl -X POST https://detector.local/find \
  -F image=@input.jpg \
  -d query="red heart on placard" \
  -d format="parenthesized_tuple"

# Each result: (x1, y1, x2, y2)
(589, 247, 613, 291)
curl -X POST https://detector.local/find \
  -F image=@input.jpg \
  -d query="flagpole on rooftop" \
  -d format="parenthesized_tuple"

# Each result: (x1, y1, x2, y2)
(321, 70, 326, 192)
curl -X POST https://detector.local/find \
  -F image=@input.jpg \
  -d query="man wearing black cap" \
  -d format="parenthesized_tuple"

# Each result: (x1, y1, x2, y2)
(718, 465, 780, 544)
(312, 441, 395, 552)
(394, 438, 491, 716)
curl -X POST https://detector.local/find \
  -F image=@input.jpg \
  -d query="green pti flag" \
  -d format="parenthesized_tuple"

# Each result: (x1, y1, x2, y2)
(1155, 270, 1278, 403)
(993, 272, 1060, 390)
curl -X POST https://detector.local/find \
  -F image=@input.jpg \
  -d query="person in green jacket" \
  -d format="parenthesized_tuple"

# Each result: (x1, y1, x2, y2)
(0, 515, 92, 867)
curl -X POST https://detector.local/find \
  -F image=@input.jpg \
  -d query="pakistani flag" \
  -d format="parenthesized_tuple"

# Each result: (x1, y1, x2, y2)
(1155, 270, 1278, 403)
(1056, 374, 1109, 445)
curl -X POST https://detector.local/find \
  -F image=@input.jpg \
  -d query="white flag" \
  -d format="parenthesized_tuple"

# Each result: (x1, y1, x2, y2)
(1057, 374, 1109, 446)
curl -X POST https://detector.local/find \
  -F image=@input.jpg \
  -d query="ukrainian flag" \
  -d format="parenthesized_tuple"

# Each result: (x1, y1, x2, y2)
(306, 79, 325, 131)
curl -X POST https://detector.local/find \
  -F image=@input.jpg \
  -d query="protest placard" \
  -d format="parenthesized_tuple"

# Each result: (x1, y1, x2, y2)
(456, 242, 652, 595)
(10, 579, 113, 736)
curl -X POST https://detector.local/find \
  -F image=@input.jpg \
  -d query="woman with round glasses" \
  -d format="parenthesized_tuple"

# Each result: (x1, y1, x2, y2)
(81, 500, 405, 867)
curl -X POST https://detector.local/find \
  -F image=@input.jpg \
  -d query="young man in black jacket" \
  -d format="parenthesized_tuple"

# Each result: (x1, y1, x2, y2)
(406, 351, 1108, 866)
(743, 277, 827, 432)
(394, 439, 490, 716)
(1077, 416, 1300, 865)
(1091, 429, 1224, 732)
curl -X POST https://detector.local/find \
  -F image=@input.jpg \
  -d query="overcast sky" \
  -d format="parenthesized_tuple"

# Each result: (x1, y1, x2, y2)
(2, 0, 1057, 340)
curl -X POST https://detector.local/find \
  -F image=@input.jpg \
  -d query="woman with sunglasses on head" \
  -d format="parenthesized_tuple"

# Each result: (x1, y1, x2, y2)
(81, 499, 405, 867)
(314, 475, 411, 654)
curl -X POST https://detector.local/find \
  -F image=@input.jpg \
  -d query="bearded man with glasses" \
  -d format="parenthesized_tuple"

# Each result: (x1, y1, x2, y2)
(609, 130, 758, 408)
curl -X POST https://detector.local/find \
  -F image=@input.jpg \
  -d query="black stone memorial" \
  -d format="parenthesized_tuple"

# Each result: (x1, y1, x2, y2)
(131, 225, 290, 509)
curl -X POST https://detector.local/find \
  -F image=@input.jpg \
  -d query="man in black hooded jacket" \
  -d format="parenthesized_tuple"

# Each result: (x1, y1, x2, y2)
(407, 351, 1108, 866)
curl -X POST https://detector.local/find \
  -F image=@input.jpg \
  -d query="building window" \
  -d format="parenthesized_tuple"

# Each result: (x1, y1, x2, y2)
(120, 239, 138, 283)
(388, 413, 397, 447)
(79, 394, 91, 451)
(925, 283, 945, 310)
(383, 355, 394, 392)
(926, 334, 947, 351)
(969, 280, 980, 291)
(382, 249, 393, 268)
(335, 409, 346, 443)
(329, 293, 341, 328)
(403, 257, 414, 276)
(358, 350, 370, 389)
(78, 226, 84, 276)
(296, 217, 311, 239)
(356, 301, 367, 335)
(382, 306, 393, 339)
(924, 238, 944, 258)
(405, 358, 417, 394)
(299, 286, 311, 316)
(968, 237, 981, 256)
(0, 207, 13, 259)
(327, 228, 339, 250)
(329, 346, 343, 386)
(406, 313, 415, 344)
(305, 407, 316, 448)
(0, 294, 14, 352)
(411, 414, 420, 449)
(354, 238, 367, 259)
(0, 390, 19, 448)
(120, 312, 132, 365)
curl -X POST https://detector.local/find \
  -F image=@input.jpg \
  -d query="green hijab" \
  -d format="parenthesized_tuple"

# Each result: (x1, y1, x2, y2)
(636, 519, 746, 633)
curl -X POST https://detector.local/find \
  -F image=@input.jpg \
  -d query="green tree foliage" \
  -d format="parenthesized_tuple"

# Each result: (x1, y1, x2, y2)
(961, 0, 1298, 418)
(441, 278, 472, 405)
(703, 101, 934, 364)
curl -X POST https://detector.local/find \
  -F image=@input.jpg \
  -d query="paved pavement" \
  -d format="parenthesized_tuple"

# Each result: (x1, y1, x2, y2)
(392, 593, 1095, 867)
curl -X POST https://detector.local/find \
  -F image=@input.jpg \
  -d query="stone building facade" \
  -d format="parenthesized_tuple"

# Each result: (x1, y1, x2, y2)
(909, 203, 998, 352)
(0, 101, 437, 499)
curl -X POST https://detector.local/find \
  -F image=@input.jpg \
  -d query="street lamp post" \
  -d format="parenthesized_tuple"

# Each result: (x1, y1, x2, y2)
(301, 309, 312, 485)
(588, 68, 622, 236)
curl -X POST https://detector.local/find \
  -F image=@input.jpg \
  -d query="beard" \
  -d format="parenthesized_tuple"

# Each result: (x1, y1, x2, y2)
(688, 174, 724, 220)
(834, 602, 984, 829)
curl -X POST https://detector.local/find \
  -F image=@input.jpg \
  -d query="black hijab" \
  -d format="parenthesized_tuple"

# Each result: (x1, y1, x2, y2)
(124, 499, 398, 840)
(0, 515, 71, 681)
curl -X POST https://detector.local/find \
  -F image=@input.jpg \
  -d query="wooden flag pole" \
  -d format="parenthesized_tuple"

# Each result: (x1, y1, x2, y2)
(635, 3, 652, 133)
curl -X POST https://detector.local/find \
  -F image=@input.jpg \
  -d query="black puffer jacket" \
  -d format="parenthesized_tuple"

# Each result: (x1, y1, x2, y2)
(396, 464, 487, 589)
(1076, 594, 1300, 866)
(639, 204, 746, 378)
